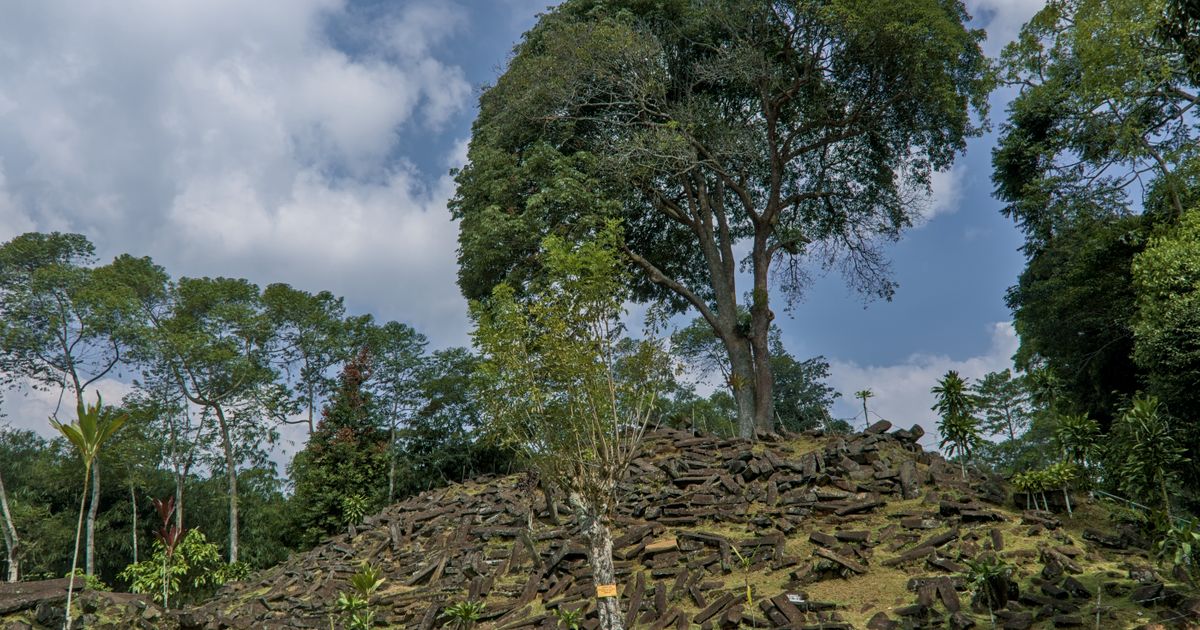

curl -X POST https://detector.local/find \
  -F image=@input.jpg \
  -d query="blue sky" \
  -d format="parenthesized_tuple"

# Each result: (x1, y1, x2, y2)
(0, 0, 1046, 453)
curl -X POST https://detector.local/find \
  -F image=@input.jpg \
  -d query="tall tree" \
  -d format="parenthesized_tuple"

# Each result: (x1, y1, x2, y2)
(289, 349, 389, 547)
(993, 0, 1200, 426)
(472, 223, 669, 630)
(453, 0, 991, 438)
(971, 369, 1031, 442)
(362, 320, 428, 504)
(262, 284, 348, 435)
(0, 233, 138, 577)
(155, 277, 281, 564)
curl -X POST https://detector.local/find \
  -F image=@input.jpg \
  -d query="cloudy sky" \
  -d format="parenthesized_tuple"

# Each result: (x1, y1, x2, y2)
(0, 0, 1046, 454)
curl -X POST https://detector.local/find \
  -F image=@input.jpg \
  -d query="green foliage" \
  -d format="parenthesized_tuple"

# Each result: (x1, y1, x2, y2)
(1155, 517, 1200, 586)
(118, 529, 241, 607)
(1055, 413, 1100, 466)
(333, 562, 385, 630)
(961, 553, 1013, 611)
(65, 567, 110, 591)
(1132, 207, 1200, 490)
(972, 369, 1032, 441)
(552, 607, 583, 630)
(471, 222, 668, 515)
(289, 350, 389, 547)
(392, 347, 515, 499)
(932, 371, 983, 478)
(443, 600, 486, 629)
(1109, 395, 1188, 516)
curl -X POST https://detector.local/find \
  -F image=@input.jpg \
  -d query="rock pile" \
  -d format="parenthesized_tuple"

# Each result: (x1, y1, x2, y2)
(6, 422, 1195, 629)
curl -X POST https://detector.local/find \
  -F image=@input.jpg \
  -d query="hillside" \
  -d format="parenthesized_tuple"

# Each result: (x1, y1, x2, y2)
(5, 423, 1196, 629)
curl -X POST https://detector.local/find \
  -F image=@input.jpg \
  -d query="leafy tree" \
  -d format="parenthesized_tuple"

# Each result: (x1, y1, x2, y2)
(119, 528, 243, 608)
(972, 369, 1031, 442)
(50, 395, 126, 630)
(362, 320, 428, 503)
(454, 0, 991, 438)
(289, 349, 389, 547)
(995, 0, 1199, 239)
(1132, 207, 1200, 486)
(472, 224, 669, 630)
(0, 233, 142, 577)
(855, 390, 875, 428)
(1110, 394, 1188, 520)
(393, 347, 513, 499)
(154, 277, 283, 564)
(1003, 215, 1147, 427)
(1055, 413, 1100, 471)
(932, 370, 982, 480)
(262, 284, 349, 435)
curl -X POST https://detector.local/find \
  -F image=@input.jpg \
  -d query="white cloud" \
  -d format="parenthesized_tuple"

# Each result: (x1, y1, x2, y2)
(826, 322, 1018, 450)
(0, 0, 473, 346)
(1, 378, 134, 440)
(968, 0, 1048, 56)
(914, 163, 967, 224)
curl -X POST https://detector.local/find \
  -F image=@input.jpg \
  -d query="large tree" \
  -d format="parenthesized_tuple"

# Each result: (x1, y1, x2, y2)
(0, 233, 140, 577)
(994, 0, 1200, 429)
(453, 0, 991, 438)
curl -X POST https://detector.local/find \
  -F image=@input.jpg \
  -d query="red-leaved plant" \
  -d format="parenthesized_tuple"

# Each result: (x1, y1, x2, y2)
(152, 497, 186, 608)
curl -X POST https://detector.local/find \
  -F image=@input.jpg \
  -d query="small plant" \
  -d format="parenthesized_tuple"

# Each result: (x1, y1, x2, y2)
(50, 393, 127, 630)
(961, 553, 1012, 624)
(1155, 516, 1200, 587)
(443, 600, 486, 629)
(333, 561, 385, 630)
(552, 607, 583, 630)
(119, 528, 238, 608)
(342, 494, 368, 532)
(730, 545, 757, 606)
(64, 568, 109, 592)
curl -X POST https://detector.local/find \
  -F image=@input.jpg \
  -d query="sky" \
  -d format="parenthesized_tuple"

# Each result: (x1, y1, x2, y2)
(0, 0, 1047, 456)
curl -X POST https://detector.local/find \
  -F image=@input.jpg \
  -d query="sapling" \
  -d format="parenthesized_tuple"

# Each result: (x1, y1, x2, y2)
(50, 394, 127, 630)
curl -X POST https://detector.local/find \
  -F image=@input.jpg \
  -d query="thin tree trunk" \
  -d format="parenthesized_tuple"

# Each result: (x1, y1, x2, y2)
(1160, 477, 1173, 523)
(85, 460, 100, 577)
(214, 406, 239, 564)
(65, 467, 90, 630)
(579, 506, 623, 630)
(129, 481, 138, 564)
(388, 423, 397, 504)
(0, 468, 19, 582)
(1062, 487, 1072, 517)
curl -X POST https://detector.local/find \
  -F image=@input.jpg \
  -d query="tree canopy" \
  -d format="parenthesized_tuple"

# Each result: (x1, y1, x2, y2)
(454, 0, 991, 438)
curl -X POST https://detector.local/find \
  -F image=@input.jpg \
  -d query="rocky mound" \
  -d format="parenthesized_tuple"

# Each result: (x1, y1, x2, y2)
(0, 578, 170, 629)
(6, 423, 1196, 629)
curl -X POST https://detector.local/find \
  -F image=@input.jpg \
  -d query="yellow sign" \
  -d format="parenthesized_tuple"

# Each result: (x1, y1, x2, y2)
(595, 584, 618, 598)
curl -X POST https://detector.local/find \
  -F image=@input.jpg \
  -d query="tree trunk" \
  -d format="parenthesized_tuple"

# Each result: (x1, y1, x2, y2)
(0, 468, 19, 582)
(579, 506, 623, 630)
(85, 460, 100, 577)
(388, 423, 397, 504)
(724, 337, 757, 440)
(749, 239, 775, 435)
(129, 482, 138, 564)
(65, 467, 90, 630)
(214, 406, 239, 564)
(174, 471, 184, 531)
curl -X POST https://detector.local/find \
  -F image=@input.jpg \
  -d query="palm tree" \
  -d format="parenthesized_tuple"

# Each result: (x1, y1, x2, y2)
(50, 394, 127, 630)
(854, 389, 874, 428)
(932, 371, 981, 480)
